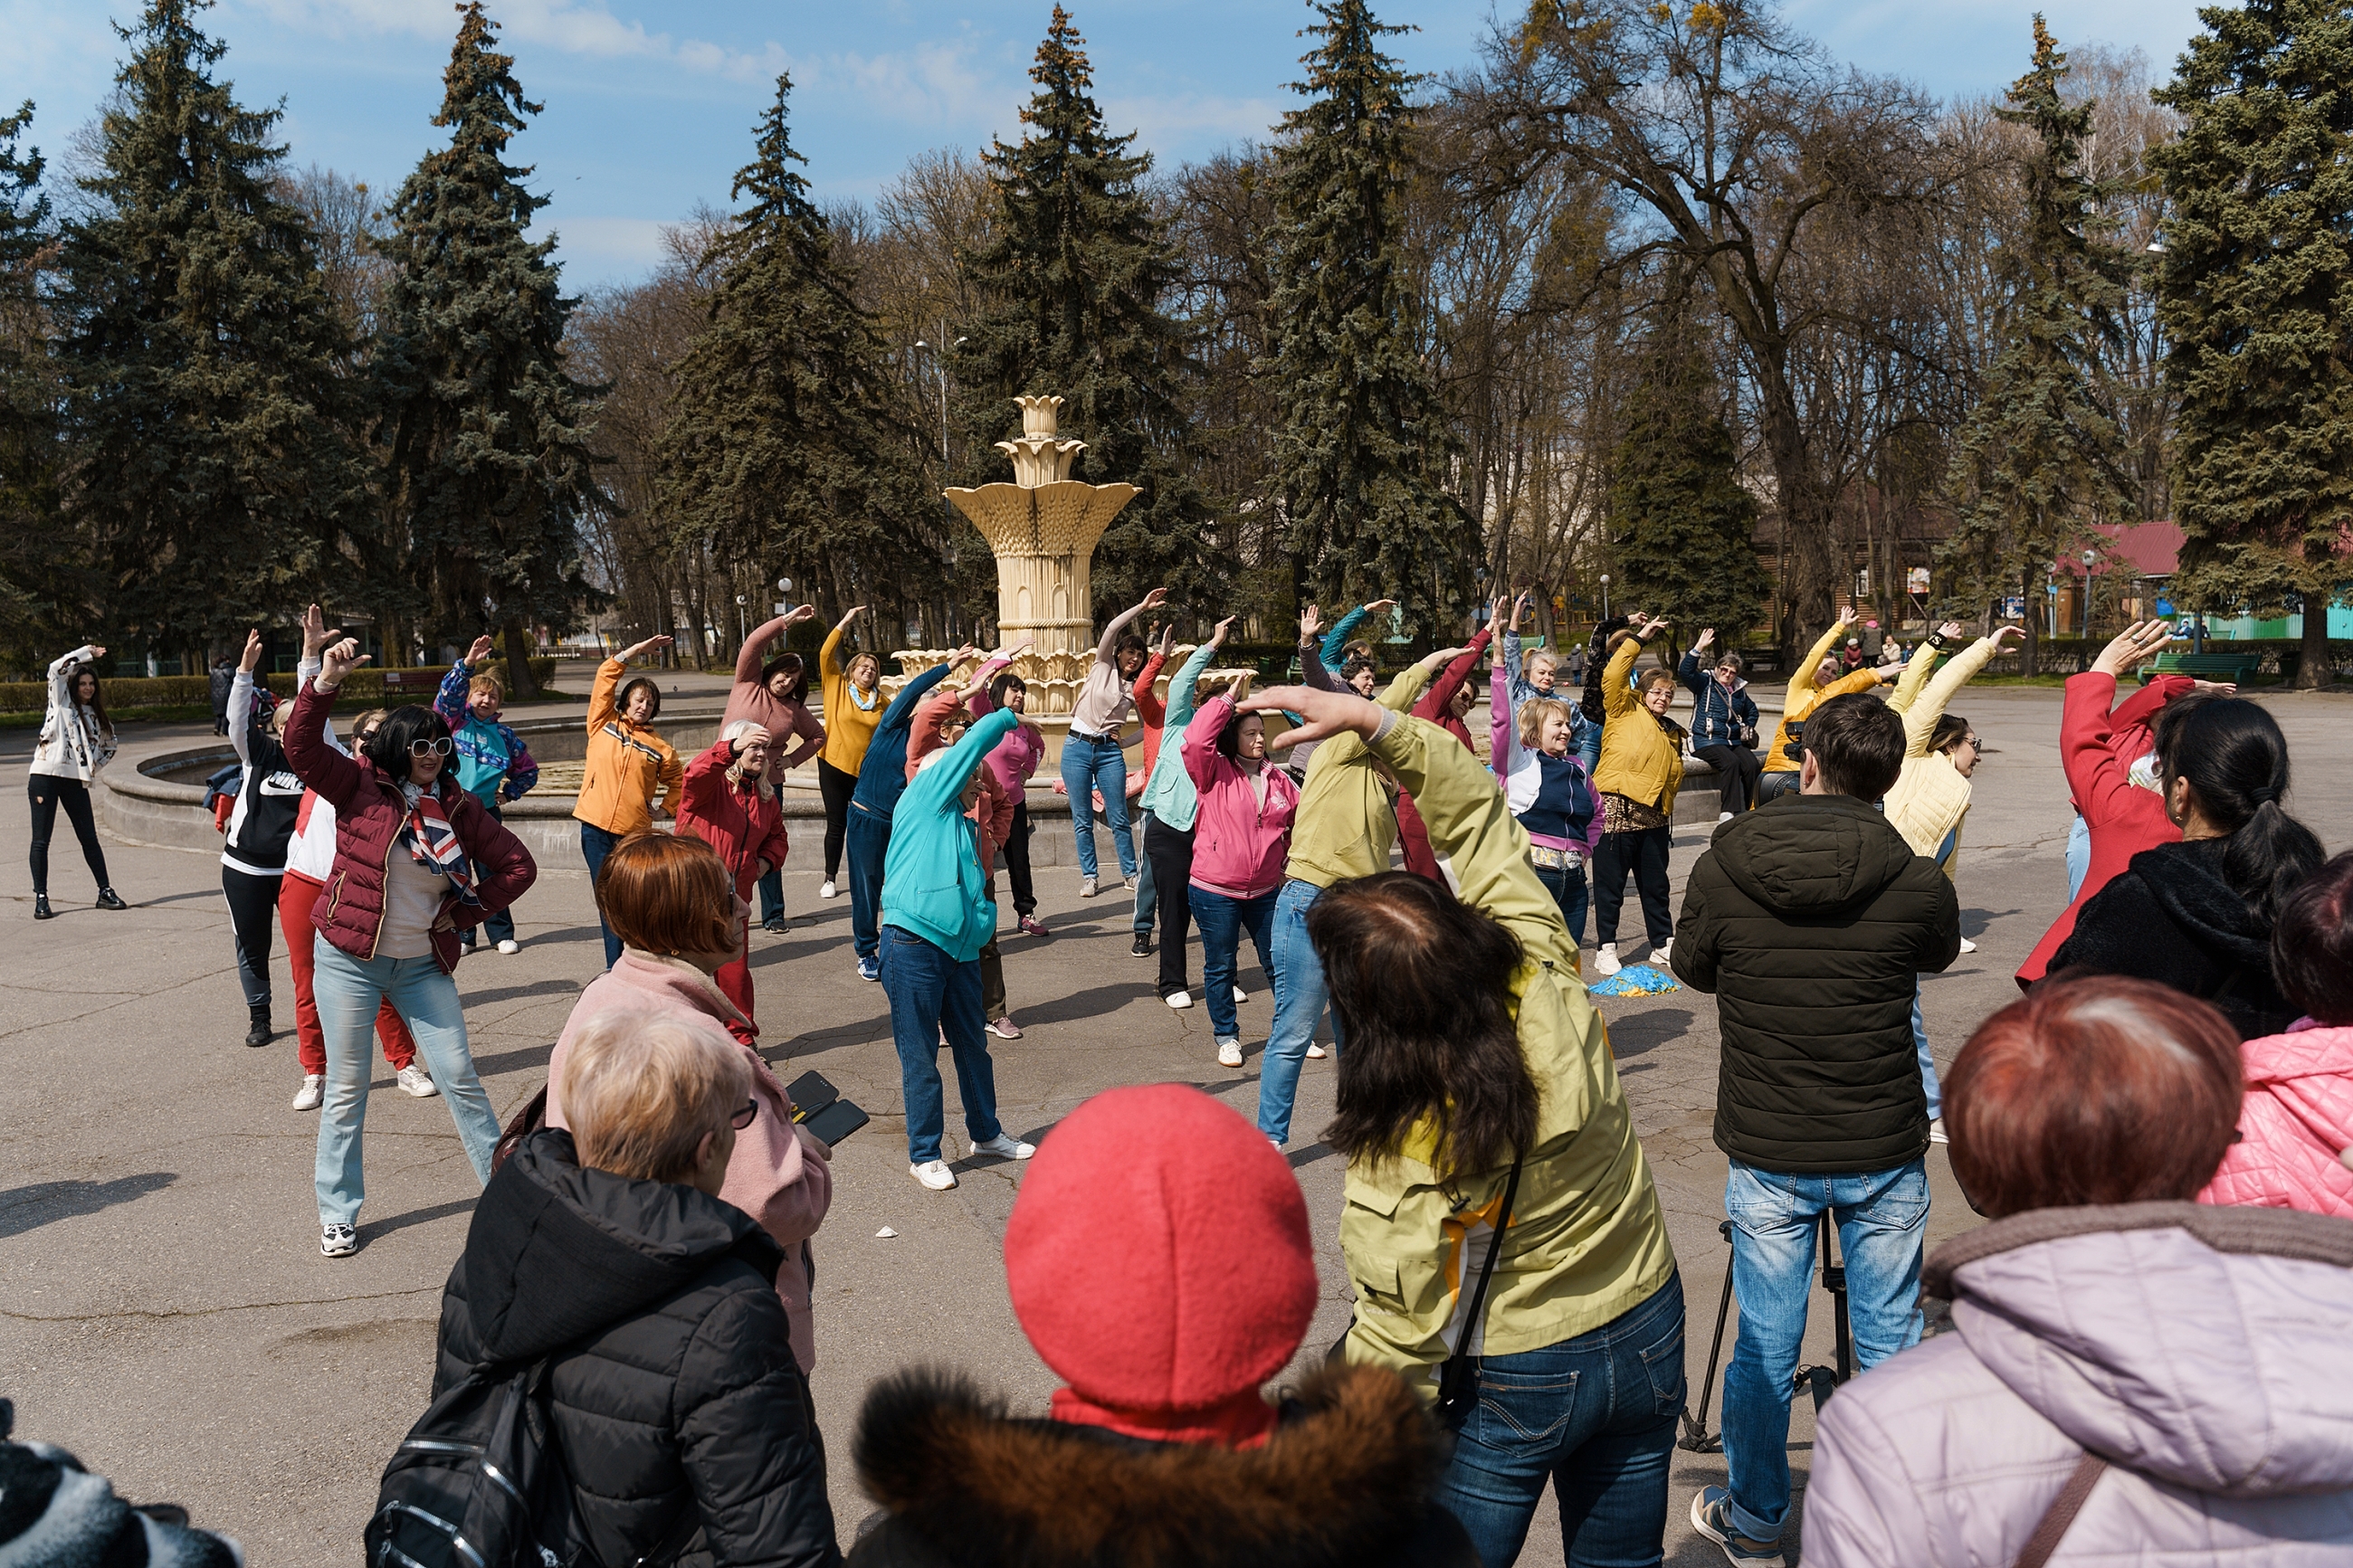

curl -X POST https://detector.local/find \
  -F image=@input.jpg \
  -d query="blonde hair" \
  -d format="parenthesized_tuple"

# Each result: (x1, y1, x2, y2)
(1517, 698, 1575, 748)
(351, 707, 390, 742)
(720, 719, 776, 800)
(559, 1008, 749, 1183)
(467, 671, 504, 706)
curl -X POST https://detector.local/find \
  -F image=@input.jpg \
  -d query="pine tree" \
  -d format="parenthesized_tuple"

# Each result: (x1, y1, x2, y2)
(1938, 15, 2136, 677)
(52, 0, 369, 664)
(0, 100, 76, 670)
(376, 1, 600, 698)
(1608, 306, 1768, 660)
(1262, 0, 1467, 640)
(951, 6, 1213, 619)
(660, 75, 925, 635)
(2153, 0, 2353, 687)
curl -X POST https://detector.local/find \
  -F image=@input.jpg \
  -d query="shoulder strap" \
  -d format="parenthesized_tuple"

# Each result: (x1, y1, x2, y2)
(2014, 1451, 2107, 1568)
(1450, 1155, 1523, 1364)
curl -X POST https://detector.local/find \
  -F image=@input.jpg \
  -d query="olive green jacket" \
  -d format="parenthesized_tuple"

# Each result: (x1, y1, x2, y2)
(1338, 713, 1677, 1392)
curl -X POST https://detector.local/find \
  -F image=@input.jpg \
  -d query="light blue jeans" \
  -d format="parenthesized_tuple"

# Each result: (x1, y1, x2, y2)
(310, 943, 502, 1227)
(1259, 879, 1339, 1145)
(2066, 811, 2091, 903)
(1720, 1158, 1928, 1543)
(1058, 731, 1136, 882)
(1911, 986, 1942, 1119)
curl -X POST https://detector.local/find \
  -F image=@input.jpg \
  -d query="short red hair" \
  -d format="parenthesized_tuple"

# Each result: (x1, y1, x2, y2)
(595, 833, 737, 958)
(1948, 974, 2243, 1218)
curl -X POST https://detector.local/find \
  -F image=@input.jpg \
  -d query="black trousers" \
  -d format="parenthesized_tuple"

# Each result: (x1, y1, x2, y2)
(1142, 810, 1197, 997)
(1593, 825, 1673, 947)
(222, 864, 281, 1011)
(1695, 743, 1762, 815)
(818, 758, 858, 881)
(28, 775, 109, 897)
(1002, 801, 1036, 917)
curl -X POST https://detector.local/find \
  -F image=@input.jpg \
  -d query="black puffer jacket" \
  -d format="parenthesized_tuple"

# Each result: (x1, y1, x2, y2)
(1672, 794, 1960, 1174)
(842, 1364, 1477, 1568)
(2047, 837, 2299, 1040)
(433, 1130, 840, 1568)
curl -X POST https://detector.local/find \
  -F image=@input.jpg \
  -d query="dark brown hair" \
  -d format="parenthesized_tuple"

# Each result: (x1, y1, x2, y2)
(1948, 974, 2242, 1218)
(618, 675, 662, 722)
(1929, 714, 1970, 755)
(2272, 850, 2353, 1026)
(68, 658, 113, 741)
(1309, 872, 1538, 1184)
(758, 651, 809, 704)
(1801, 691, 1905, 799)
(595, 833, 737, 958)
(2156, 696, 2323, 929)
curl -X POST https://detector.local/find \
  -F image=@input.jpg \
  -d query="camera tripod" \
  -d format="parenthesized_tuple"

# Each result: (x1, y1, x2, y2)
(1678, 1212, 1855, 1453)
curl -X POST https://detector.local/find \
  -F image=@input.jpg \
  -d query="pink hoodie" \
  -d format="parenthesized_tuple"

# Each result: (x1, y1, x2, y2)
(1181, 695, 1299, 900)
(546, 951, 834, 1372)
(2199, 1022, 2353, 1220)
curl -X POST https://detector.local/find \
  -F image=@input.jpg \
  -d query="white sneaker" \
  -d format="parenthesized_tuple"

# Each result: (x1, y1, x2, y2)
(819, 879, 838, 899)
(1233, 985, 1250, 1003)
(969, 1133, 1036, 1160)
(1216, 1037, 1243, 1068)
(291, 1074, 324, 1111)
(1719, 811, 1734, 822)
(1958, 936, 1977, 954)
(1929, 1117, 1949, 1145)
(1307, 1043, 1328, 1060)
(1653, 939, 1673, 968)
(1166, 990, 1193, 1010)
(396, 1063, 439, 1098)
(1079, 877, 1099, 898)
(496, 938, 520, 955)
(1593, 945, 1623, 976)
(319, 1222, 357, 1258)
(910, 1160, 957, 1191)
(987, 1015, 1024, 1040)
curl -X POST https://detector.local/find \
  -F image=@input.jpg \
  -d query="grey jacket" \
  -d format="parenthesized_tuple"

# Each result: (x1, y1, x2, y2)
(1803, 1202, 2353, 1565)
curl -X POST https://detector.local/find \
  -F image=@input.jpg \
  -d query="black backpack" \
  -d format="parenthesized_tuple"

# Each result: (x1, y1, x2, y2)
(367, 1359, 576, 1568)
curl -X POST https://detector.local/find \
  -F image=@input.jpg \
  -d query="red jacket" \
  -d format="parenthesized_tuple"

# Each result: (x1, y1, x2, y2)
(2018, 672, 2188, 987)
(675, 740, 791, 898)
(1397, 632, 1493, 881)
(282, 680, 537, 973)
(1132, 651, 1169, 779)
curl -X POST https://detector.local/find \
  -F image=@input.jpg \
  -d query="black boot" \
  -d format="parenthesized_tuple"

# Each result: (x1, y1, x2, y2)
(95, 888, 127, 910)
(244, 1005, 272, 1048)
(33, 893, 52, 920)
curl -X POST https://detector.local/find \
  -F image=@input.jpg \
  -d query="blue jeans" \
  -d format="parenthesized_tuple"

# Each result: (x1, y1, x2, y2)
(1187, 885, 1277, 1040)
(1059, 732, 1135, 882)
(1720, 1159, 1929, 1542)
(1260, 879, 1339, 1144)
(311, 943, 502, 1227)
(757, 864, 784, 926)
(579, 821, 623, 968)
(846, 803, 891, 963)
(463, 803, 514, 947)
(878, 925, 1004, 1164)
(1911, 985, 1941, 1118)
(1436, 1272, 1687, 1568)
(2066, 810, 2091, 903)
(1533, 858, 1590, 946)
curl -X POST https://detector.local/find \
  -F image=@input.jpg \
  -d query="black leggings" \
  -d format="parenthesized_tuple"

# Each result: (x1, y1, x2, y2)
(1695, 743, 1762, 815)
(1593, 825, 1674, 947)
(818, 758, 858, 881)
(1003, 801, 1036, 917)
(222, 865, 281, 1010)
(28, 776, 109, 897)
(1142, 810, 1196, 997)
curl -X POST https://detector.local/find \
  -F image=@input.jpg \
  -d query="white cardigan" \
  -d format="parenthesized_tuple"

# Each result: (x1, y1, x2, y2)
(30, 646, 118, 783)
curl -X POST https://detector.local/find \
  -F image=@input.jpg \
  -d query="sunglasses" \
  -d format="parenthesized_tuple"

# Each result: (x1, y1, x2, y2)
(408, 736, 454, 758)
(730, 1099, 758, 1130)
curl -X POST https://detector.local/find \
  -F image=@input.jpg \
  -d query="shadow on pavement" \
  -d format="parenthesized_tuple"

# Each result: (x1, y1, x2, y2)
(0, 1172, 177, 1240)
(361, 1196, 476, 1245)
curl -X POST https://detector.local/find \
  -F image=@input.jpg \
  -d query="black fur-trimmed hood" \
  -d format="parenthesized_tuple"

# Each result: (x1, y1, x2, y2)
(844, 1363, 1476, 1568)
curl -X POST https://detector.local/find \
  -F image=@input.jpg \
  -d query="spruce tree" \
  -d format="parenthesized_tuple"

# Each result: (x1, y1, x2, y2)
(1937, 16, 2136, 676)
(376, 1, 599, 697)
(52, 0, 369, 663)
(660, 75, 924, 632)
(1262, 0, 1466, 639)
(2153, 0, 2353, 686)
(1608, 308, 1768, 661)
(951, 6, 1213, 619)
(0, 100, 75, 669)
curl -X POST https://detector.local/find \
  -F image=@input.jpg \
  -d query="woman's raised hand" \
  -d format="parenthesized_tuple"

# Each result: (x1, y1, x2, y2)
(1990, 625, 2026, 652)
(1224, 671, 1255, 704)
(1694, 628, 1716, 652)
(1299, 603, 1323, 640)
(239, 629, 264, 673)
(1139, 586, 1169, 613)
(1364, 597, 1399, 616)
(783, 604, 819, 626)
(1210, 613, 1237, 648)
(837, 604, 867, 632)
(2091, 620, 2175, 678)
(465, 634, 495, 668)
(318, 638, 370, 690)
(300, 603, 340, 660)
(1156, 622, 1176, 658)
(733, 723, 773, 752)
(1240, 684, 1383, 751)
(1938, 620, 1967, 641)
(618, 634, 673, 663)
(1635, 614, 1671, 639)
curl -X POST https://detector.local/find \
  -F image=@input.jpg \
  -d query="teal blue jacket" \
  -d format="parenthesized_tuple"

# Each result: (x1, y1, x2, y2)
(1136, 640, 1224, 831)
(881, 708, 1018, 963)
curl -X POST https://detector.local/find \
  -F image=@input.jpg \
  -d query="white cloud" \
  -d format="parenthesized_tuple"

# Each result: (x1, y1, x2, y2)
(538, 213, 670, 271)
(233, 0, 794, 81)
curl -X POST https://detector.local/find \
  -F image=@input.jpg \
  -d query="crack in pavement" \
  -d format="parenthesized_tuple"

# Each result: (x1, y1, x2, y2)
(1, 1284, 439, 1324)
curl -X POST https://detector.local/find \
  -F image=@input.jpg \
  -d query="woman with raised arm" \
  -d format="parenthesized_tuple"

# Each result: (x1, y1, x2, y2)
(1493, 690, 1601, 946)
(1129, 616, 1235, 1007)
(1589, 614, 1685, 977)
(1061, 586, 1164, 898)
(28, 640, 124, 919)
(674, 720, 790, 1043)
(1183, 674, 1300, 1070)
(218, 628, 310, 1048)
(815, 605, 883, 901)
(1235, 681, 1681, 1568)
(1757, 614, 1884, 805)
(973, 669, 1049, 941)
(1679, 628, 1761, 821)
(727, 603, 824, 932)
(432, 633, 540, 955)
(575, 633, 683, 969)
(1393, 608, 1496, 882)
(1125, 622, 1174, 958)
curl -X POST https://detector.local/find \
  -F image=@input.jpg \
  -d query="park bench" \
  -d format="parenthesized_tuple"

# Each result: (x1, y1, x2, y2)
(2139, 651, 2260, 685)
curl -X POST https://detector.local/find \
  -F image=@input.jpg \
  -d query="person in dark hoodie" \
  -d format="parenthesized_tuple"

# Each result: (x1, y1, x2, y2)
(2049, 696, 2323, 1039)
(1668, 691, 1960, 1563)
(0, 1398, 243, 1566)
(843, 1083, 1476, 1568)
(432, 1006, 840, 1568)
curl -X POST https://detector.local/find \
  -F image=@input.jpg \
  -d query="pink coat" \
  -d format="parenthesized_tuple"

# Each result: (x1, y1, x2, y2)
(2200, 1023, 2353, 1219)
(547, 952, 834, 1373)
(1182, 695, 1299, 899)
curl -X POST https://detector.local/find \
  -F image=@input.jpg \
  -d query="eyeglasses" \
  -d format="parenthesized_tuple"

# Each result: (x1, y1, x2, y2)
(730, 1099, 758, 1130)
(406, 736, 453, 758)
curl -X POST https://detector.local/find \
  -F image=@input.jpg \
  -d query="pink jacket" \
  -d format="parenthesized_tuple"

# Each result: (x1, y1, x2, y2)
(968, 682, 1046, 803)
(546, 952, 834, 1373)
(2200, 1023, 2353, 1219)
(1182, 696, 1299, 899)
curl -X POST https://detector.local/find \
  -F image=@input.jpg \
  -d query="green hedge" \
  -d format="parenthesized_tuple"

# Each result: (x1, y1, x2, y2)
(0, 659, 557, 715)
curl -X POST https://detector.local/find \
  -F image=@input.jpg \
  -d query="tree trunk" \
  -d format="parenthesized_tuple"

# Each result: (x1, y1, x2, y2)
(2018, 565, 2040, 679)
(2300, 597, 2333, 689)
(499, 613, 539, 702)
(1754, 375, 1838, 670)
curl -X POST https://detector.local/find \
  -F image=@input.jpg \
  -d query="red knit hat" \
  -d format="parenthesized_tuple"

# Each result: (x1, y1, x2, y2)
(1004, 1084, 1318, 1415)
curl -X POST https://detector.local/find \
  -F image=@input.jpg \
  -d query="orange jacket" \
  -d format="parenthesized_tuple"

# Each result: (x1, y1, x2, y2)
(573, 658, 682, 836)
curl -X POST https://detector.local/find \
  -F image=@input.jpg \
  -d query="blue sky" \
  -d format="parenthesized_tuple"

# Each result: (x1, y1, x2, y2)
(4, 0, 2209, 288)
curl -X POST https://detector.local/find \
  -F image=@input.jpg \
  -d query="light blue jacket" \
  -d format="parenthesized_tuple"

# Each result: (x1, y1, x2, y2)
(1137, 640, 1224, 831)
(881, 708, 1018, 963)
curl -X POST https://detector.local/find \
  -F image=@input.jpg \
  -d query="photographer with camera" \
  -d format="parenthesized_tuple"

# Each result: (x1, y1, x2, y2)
(1669, 692, 1960, 1562)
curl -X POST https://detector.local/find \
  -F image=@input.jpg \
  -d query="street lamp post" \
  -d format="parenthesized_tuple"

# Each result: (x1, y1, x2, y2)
(1600, 573, 1611, 621)
(2081, 549, 2097, 641)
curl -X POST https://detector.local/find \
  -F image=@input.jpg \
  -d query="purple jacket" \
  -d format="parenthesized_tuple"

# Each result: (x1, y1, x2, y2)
(1804, 1202, 2353, 1566)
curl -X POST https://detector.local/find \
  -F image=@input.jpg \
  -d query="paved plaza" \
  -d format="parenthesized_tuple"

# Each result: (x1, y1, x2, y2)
(5, 680, 2349, 1565)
